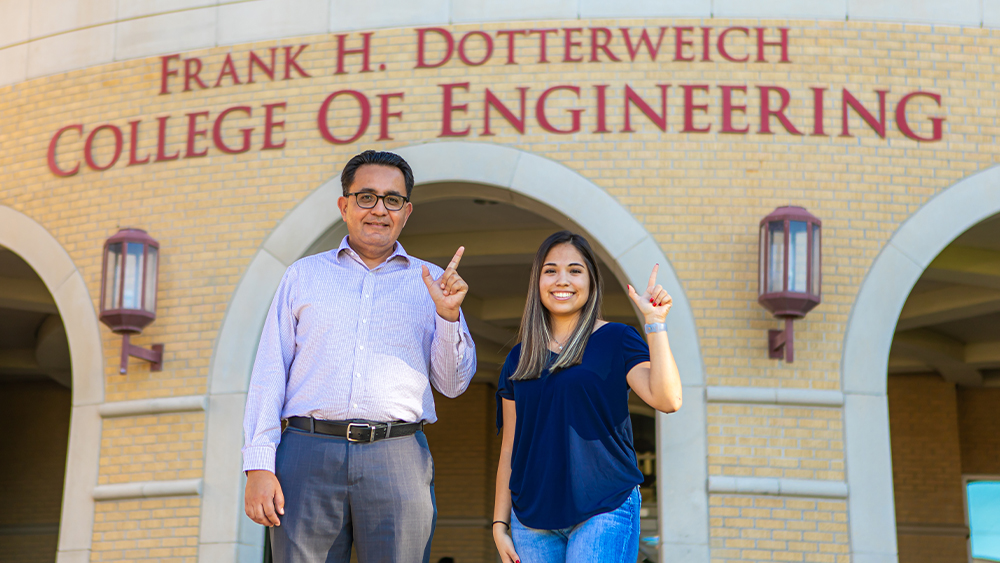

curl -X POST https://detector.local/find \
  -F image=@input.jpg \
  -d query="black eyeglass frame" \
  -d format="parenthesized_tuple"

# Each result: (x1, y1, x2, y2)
(346, 191, 410, 211)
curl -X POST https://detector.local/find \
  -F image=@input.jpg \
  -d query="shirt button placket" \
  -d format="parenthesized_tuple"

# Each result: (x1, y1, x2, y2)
(352, 273, 374, 417)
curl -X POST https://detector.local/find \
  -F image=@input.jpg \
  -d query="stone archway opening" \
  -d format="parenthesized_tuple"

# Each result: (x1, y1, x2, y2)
(303, 182, 662, 562)
(203, 142, 707, 563)
(0, 246, 73, 562)
(886, 212, 1000, 563)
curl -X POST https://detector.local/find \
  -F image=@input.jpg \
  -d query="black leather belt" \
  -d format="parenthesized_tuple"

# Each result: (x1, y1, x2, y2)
(286, 417, 423, 443)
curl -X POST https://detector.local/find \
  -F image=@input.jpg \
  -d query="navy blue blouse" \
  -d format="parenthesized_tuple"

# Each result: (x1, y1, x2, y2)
(496, 322, 650, 530)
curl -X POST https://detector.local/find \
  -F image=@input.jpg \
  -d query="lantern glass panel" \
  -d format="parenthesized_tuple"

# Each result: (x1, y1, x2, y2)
(144, 246, 157, 313)
(123, 242, 145, 310)
(759, 224, 766, 296)
(104, 242, 123, 311)
(812, 224, 821, 296)
(789, 221, 809, 293)
(767, 221, 784, 293)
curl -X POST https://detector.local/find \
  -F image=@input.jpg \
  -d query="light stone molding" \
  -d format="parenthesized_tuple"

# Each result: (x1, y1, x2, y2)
(706, 386, 844, 407)
(708, 476, 849, 499)
(714, 0, 846, 19)
(841, 164, 1000, 563)
(847, 0, 982, 26)
(4, 0, 1000, 87)
(0, 206, 104, 563)
(98, 395, 208, 417)
(93, 478, 204, 500)
(200, 141, 708, 563)
(0, 0, 31, 49)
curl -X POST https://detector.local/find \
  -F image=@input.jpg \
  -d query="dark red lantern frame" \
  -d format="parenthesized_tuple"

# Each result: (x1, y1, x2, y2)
(99, 228, 164, 374)
(758, 206, 822, 362)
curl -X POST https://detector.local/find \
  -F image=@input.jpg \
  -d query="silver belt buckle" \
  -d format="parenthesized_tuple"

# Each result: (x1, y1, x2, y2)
(347, 422, 373, 442)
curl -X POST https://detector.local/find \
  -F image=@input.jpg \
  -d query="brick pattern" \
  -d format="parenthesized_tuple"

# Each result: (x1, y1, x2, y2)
(5, 536, 60, 563)
(957, 387, 1000, 476)
(91, 498, 200, 562)
(709, 496, 849, 563)
(99, 413, 205, 485)
(5, 16, 1000, 563)
(887, 375, 965, 525)
(888, 375, 968, 563)
(895, 535, 968, 563)
(708, 405, 844, 481)
(424, 384, 500, 563)
(0, 381, 70, 563)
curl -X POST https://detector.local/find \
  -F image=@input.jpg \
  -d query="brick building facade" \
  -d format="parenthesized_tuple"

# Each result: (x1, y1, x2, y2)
(2, 2, 999, 562)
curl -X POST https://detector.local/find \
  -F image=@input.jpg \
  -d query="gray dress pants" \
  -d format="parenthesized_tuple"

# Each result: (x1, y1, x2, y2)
(269, 426, 436, 563)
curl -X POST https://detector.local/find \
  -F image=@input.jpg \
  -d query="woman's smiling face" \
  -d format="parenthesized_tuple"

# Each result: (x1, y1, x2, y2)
(538, 243, 591, 320)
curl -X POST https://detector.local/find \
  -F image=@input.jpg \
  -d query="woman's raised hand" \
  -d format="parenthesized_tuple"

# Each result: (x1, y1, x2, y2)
(627, 264, 673, 324)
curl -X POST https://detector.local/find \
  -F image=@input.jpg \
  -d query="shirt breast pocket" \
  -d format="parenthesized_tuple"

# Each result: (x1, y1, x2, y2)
(381, 302, 433, 351)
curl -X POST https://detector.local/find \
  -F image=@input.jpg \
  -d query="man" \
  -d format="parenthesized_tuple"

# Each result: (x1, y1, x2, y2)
(242, 150, 476, 563)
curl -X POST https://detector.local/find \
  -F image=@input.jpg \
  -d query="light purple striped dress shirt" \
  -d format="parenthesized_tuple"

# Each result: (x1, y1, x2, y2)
(242, 237, 477, 473)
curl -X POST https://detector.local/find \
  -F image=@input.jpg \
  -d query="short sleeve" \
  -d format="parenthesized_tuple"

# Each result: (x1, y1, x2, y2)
(622, 325, 651, 374)
(495, 346, 520, 434)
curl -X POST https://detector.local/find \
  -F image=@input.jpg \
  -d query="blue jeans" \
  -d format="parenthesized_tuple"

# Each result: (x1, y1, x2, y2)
(510, 487, 641, 563)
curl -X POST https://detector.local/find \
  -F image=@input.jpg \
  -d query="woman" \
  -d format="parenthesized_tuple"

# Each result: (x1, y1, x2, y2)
(493, 231, 682, 563)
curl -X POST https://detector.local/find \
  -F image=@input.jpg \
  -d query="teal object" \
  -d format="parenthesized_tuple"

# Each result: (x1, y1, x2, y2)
(968, 481, 1000, 561)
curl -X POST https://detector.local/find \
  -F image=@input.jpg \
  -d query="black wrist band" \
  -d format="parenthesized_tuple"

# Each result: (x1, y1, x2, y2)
(493, 520, 510, 529)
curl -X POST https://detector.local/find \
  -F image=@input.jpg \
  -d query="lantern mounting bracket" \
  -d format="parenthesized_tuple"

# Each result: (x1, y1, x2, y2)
(119, 334, 164, 374)
(768, 318, 795, 362)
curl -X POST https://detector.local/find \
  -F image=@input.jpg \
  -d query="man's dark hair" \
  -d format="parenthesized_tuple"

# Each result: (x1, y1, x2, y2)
(341, 150, 415, 198)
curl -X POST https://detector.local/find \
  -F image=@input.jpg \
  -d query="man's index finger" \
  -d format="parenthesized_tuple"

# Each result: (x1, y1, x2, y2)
(447, 246, 465, 271)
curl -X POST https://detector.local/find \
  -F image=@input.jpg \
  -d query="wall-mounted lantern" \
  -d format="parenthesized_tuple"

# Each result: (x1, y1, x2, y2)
(758, 206, 822, 362)
(99, 228, 163, 374)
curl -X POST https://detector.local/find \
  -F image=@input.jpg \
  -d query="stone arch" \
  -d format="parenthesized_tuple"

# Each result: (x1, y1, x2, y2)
(198, 142, 709, 562)
(0, 206, 105, 563)
(841, 165, 1000, 563)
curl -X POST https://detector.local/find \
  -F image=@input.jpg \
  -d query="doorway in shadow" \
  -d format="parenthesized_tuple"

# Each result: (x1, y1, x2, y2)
(0, 247, 72, 562)
(886, 212, 1000, 562)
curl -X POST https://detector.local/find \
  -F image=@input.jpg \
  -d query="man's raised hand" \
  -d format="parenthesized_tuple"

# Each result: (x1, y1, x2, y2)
(626, 264, 673, 324)
(422, 246, 469, 322)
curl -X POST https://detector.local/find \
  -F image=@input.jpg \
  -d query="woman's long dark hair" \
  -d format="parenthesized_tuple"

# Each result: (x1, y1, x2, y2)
(510, 231, 604, 380)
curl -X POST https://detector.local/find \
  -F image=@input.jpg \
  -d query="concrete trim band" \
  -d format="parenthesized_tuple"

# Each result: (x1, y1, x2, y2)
(93, 479, 204, 501)
(706, 386, 845, 407)
(3, 2, 1000, 87)
(98, 395, 208, 418)
(708, 476, 849, 499)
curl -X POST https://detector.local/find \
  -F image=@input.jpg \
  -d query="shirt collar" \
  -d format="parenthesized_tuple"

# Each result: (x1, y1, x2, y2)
(335, 236, 411, 268)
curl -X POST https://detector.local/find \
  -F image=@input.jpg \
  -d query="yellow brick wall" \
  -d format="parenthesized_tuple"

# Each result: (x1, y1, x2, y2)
(709, 496, 849, 563)
(888, 374, 967, 563)
(708, 405, 844, 481)
(91, 498, 201, 561)
(99, 412, 205, 485)
(3, 17, 1000, 562)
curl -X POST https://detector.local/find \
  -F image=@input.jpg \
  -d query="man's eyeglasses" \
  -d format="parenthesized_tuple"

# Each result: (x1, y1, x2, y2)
(347, 192, 409, 211)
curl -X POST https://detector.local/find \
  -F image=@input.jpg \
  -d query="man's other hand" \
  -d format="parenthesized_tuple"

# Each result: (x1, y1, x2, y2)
(245, 469, 285, 527)
(422, 246, 468, 322)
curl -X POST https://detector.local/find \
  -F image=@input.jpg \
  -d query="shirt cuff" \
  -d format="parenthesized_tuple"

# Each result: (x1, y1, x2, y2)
(434, 313, 461, 343)
(242, 445, 277, 473)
